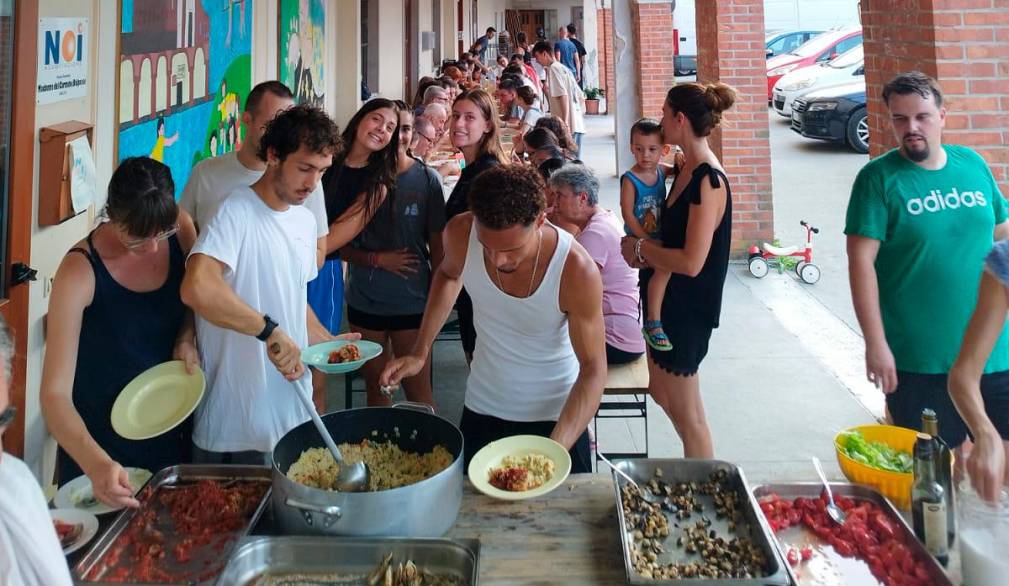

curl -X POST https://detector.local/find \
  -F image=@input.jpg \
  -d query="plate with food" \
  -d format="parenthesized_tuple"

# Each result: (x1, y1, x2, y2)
(49, 508, 99, 555)
(111, 360, 205, 440)
(301, 340, 383, 375)
(54, 467, 152, 516)
(467, 435, 571, 500)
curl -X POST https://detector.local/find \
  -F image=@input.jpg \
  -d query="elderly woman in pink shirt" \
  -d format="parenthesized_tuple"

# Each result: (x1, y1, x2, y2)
(548, 163, 646, 364)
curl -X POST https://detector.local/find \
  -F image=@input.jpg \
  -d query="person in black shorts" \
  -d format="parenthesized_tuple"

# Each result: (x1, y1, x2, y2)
(341, 105, 446, 407)
(621, 82, 737, 459)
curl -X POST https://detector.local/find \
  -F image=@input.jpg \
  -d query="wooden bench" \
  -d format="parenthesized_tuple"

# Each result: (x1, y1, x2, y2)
(594, 356, 650, 463)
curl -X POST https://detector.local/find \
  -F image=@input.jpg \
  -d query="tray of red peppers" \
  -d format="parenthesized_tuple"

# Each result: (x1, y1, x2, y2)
(72, 464, 271, 585)
(752, 483, 952, 586)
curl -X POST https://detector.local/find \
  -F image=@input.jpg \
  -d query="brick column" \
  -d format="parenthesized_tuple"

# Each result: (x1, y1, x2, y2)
(596, 5, 615, 110)
(860, 0, 1009, 192)
(696, 0, 773, 252)
(631, 0, 675, 119)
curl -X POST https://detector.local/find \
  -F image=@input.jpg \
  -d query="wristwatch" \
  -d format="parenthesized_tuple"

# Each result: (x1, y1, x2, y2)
(256, 314, 279, 341)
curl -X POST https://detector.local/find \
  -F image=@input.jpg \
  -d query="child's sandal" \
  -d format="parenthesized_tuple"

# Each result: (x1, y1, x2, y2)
(642, 320, 673, 351)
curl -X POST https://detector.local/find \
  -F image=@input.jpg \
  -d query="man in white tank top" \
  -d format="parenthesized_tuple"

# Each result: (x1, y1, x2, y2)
(381, 165, 606, 473)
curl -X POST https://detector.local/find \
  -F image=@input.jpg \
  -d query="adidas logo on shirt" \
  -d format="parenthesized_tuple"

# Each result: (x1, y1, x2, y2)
(906, 188, 988, 215)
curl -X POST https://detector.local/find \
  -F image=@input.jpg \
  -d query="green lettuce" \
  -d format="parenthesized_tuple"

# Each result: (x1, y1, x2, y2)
(839, 430, 913, 473)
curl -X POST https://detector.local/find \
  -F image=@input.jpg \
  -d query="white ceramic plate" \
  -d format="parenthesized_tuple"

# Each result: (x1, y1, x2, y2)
(54, 467, 152, 515)
(49, 508, 99, 555)
(467, 435, 572, 501)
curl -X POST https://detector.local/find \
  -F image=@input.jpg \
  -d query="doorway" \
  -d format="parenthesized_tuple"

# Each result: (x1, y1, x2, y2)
(2, 0, 37, 457)
(505, 9, 545, 45)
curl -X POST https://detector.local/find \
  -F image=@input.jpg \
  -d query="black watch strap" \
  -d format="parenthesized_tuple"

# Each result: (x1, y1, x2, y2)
(256, 314, 279, 341)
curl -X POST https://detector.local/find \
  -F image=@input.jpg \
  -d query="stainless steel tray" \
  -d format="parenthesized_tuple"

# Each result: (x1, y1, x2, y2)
(751, 483, 952, 586)
(613, 459, 791, 585)
(73, 464, 272, 585)
(215, 536, 480, 585)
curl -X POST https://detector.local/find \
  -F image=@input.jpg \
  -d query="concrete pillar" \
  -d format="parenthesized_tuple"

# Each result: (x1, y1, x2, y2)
(332, 0, 362, 124)
(860, 0, 1009, 191)
(611, 0, 640, 175)
(696, 0, 773, 252)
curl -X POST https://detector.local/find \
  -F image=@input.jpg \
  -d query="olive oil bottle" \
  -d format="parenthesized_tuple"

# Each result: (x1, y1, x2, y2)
(920, 409, 955, 546)
(911, 433, 949, 566)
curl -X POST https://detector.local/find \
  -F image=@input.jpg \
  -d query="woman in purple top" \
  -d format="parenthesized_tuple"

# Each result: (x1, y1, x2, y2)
(548, 163, 645, 364)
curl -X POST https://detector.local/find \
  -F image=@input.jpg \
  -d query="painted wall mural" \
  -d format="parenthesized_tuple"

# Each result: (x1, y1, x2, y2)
(117, 0, 253, 199)
(279, 0, 325, 107)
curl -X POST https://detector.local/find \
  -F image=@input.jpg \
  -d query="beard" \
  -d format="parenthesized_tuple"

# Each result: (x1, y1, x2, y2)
(902, 134, 930, 163)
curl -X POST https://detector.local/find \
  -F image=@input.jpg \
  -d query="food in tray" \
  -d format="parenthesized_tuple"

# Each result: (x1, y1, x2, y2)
(287, 439, 453, 491)
(53, 518, 83, 549)
(759, 492, 934, 585)
(250, 552, 464, 586)
(327, 343, 361, 364)
(620, 469, 769, 580)
(838, 430, 913, 473)
(84, 479, 269, 583)
(487, 453, 555, 491)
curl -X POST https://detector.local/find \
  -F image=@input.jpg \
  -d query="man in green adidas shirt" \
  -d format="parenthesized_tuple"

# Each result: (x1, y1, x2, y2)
(846, 71, 1009, 449)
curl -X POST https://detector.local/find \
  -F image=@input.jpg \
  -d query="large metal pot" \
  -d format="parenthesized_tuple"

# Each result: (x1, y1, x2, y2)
(271, 403, 464, 537)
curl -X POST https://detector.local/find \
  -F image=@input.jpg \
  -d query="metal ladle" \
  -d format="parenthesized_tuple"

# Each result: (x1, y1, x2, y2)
(292, 382, 369, 492)
(598, 452, 664, 504)
(812, 456, 846, 525)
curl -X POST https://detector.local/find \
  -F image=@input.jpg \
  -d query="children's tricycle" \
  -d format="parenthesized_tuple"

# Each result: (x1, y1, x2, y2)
(747, 220, 821, 284)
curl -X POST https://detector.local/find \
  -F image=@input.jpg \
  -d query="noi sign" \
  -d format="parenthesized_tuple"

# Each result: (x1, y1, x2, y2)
(37, 17, 89, 105)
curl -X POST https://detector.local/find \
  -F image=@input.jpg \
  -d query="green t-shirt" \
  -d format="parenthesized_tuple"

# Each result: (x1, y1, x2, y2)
(845, 145, 1009, 374)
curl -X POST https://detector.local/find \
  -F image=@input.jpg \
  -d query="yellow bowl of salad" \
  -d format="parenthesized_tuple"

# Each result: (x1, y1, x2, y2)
(834, 424, 916, 510)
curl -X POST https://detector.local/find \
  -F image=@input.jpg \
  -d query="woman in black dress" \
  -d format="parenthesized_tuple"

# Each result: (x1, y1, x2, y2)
(621, 82, 737, 459)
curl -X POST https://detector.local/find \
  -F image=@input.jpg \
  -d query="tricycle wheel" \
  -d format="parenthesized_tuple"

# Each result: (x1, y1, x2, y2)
(748, 256, 769, 278)
(800, 263, 821, 284)
(795, 261, 806, 278)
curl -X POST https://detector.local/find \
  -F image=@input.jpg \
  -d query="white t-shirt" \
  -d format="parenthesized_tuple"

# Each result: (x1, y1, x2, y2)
(0, 456, 73, 586)
(190, 187, 318, 454)
(545, 61, 585, 134)
(180, 151, 328, 238)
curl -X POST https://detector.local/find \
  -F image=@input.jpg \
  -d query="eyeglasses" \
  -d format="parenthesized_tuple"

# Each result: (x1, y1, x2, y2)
(0, 405, 16, 431)
(122, 224, 180, 251)
(416, 133, 437, 146)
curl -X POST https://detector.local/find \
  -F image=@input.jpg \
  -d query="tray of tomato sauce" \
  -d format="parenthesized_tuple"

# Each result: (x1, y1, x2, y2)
(73, 464, 271, 585)
(752, 483, 952, 586)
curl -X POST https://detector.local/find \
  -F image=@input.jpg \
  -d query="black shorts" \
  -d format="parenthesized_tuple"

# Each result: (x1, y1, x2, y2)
(459, 407, 593, 474)
(347, 305, 424, 332)
(640, 281, 714, 376)
(887, 370, 1009, 448)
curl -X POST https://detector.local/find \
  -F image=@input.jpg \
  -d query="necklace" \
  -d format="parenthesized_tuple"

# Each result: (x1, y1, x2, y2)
(494, 228, 543, 298)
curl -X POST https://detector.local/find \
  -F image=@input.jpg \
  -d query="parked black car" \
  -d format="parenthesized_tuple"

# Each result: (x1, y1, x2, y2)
(790, 81, 868, 153)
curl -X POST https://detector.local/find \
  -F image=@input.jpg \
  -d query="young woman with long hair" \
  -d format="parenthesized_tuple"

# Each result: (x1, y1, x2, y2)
(340, 104, 446, 407)
(444, 89, 508, 362)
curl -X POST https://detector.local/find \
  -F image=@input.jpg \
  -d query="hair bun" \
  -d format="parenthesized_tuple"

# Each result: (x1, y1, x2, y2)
(704, 83, 737, 115)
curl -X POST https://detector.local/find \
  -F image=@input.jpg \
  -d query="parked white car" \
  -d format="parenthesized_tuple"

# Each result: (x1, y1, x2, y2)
(772, 45, 863, 117)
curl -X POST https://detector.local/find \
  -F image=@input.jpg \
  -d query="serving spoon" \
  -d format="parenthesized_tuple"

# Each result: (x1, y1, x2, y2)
(291, 382, 369, 492)
(812, 456, 846, 525)
(598, 452, 664, 504)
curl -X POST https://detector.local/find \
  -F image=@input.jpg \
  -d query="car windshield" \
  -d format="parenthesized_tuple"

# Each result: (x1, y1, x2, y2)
(828, 45, 864, 68)
(789, 31, 849, 57)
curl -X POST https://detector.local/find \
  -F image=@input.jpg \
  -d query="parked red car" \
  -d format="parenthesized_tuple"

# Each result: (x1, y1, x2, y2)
(766, 27, 863, 100)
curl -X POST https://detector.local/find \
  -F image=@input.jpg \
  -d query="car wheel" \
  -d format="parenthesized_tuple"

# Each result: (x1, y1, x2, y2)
(846, 108, 869, 154)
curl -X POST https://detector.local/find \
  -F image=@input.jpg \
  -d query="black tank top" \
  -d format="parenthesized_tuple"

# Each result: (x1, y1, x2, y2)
(322, 163, 372, 260)
(656, 163, 733, 328)
(56, 230, 190, 483)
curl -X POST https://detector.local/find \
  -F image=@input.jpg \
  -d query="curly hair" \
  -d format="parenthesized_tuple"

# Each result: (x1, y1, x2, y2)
(257, 104, 342, 162)
(469, 165, 546, 230)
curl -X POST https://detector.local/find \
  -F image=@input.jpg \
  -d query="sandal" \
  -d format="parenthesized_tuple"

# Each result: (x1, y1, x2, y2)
(642, 320, 673, 351)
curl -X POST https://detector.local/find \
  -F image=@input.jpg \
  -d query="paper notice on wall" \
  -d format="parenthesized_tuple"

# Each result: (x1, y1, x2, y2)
(69, 135, 97, 214)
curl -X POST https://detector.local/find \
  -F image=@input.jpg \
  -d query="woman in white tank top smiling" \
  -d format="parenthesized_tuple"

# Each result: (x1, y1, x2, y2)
(381, 165, 607, 473)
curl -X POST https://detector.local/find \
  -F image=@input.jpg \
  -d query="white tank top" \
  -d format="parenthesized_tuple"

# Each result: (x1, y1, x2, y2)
(462, 221, 579, 421)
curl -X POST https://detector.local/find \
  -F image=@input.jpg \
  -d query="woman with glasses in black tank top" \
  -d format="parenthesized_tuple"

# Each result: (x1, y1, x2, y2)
(40, 157, 198, 510)
(621, 82, 737, 460)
